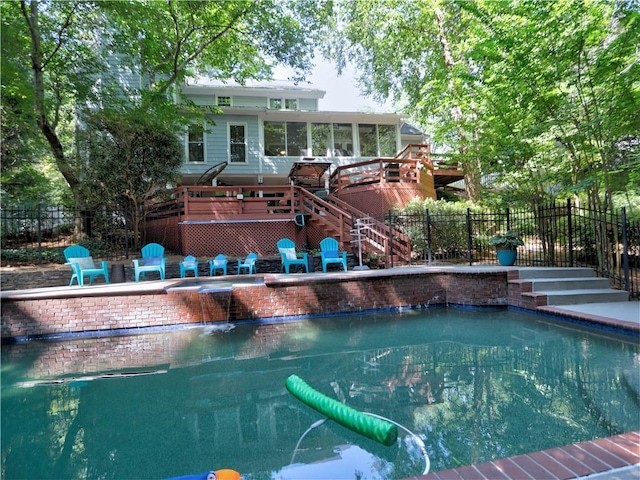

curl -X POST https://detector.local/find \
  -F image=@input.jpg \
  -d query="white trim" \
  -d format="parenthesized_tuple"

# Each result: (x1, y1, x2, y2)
(185, 122, 206, 163)
(228, 122, 248, 163)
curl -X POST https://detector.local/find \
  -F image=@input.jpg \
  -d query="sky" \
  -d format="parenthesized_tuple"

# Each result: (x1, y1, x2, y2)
(274, 58, 396, 113)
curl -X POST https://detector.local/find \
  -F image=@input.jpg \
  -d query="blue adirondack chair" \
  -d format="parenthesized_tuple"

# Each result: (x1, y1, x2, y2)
(64, 245, 110, 286)
(179, 255, 199, 278)
(133, 243, 167, 281)
(320, 237, 348, 272)
(209, 254, 228, 276)
(237, 253, 258, 274)
(277, 238, 308, 273)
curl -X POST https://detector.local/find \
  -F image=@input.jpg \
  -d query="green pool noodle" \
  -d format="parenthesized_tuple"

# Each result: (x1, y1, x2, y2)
(285, 374, 398, 447)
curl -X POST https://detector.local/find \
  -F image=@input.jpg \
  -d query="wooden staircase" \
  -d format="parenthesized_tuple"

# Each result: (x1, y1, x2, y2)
(295, 188, 412, 265)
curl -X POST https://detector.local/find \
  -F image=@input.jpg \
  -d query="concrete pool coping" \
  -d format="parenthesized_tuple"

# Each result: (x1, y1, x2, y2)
(1, 265, 638, 479)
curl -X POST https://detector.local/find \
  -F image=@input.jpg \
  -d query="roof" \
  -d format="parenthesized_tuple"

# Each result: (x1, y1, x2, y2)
(400, 121, 425, 136)
(184, 77, 326, 99)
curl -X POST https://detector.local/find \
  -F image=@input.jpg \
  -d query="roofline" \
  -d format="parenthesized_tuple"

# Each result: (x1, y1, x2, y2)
(208, 107, 405, 122)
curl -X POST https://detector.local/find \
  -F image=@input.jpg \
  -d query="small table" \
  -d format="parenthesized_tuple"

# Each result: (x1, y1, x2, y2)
(110, 263, 126, 283)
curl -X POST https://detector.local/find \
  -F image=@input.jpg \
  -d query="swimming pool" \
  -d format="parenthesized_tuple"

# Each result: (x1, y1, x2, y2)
(1, 308, 638, 479)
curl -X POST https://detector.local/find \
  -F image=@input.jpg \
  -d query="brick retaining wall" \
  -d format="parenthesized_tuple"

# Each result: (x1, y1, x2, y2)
(1, 268, 510, 341)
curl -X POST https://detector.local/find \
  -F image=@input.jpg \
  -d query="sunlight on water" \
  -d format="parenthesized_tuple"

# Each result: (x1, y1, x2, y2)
(2, 308, 638, 480)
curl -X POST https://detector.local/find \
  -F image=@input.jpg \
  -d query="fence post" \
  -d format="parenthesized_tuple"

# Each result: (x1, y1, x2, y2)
(426, 209, 432, 265)
(466, 208, 473, 266)
(387, 210, 394, 268)
(567, 198, 574, 267)
(506, 207, 511, 231)
(125, 209, 130, 260)
(621, 207, 630, 294)
(37, 204, 43, 265)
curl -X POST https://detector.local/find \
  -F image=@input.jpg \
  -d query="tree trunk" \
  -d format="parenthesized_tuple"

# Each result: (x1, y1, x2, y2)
(21, 0, 79, 192)
(434, 7, 480, 201)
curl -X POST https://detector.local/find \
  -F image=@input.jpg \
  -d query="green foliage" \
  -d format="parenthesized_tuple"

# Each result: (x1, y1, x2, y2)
(488, 230, 525, 250)
(330, 0, 640, 208)
(81, 108, 184, 208)
(4, 0, 333, 209)
(1, 247, 65, 265)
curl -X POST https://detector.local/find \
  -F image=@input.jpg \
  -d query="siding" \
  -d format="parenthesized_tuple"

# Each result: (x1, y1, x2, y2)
(188, 94, 217, 106)
(299, 98, 318, 111)
(234, 95, 268, 108)
(205, 115, 261, 173)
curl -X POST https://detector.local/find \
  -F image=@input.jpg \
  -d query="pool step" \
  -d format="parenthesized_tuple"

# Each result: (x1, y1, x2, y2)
(530, 277, 610, 292)
(517, 267, 596, 280)
(514, 267, 629, 307)
(541, 288, 630, 305)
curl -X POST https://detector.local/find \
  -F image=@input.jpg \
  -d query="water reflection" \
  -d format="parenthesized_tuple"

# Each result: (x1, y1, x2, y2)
(2, 309, 639, 479)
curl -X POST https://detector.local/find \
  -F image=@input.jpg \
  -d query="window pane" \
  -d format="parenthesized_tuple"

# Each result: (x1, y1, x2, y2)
(217, 96, 231, 106)
(285, 99, 298, 110)
(311, 123, 331, 156)
(229, 124, 246, 163)
(358, 124, 377, 157)
(188, 125, 204, 162)
(333, 123, 353, 156)
(269, 98, 282, 109)
(264, 122, 286, 156)
(286, 122, 307, 156)
(378, 124, 397, 157)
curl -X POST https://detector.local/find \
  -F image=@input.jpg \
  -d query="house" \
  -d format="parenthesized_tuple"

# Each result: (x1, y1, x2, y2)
(143, 79, 463, 261)
(177, 78, 428, 188)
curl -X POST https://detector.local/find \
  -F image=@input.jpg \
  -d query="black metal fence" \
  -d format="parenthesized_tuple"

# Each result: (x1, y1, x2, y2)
(1, 205, 135, 264)
(384, 199, 638, 298)
(2, 201, 638, 297)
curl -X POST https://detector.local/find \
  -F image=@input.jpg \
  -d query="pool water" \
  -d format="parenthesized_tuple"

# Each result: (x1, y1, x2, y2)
(2, 308, 639, 480)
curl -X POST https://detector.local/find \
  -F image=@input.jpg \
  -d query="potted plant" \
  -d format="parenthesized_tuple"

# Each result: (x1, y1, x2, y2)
(488, 230, 524, 266)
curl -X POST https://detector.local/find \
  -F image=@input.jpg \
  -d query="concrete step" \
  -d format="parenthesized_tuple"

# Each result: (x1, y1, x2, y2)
(543, 288, 630, 305)
(530, 277, 611, 292)
(517, 267, 595, 280)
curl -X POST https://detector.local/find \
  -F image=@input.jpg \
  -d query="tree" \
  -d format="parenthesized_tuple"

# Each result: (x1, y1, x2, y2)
(5, 0, 331, 207)
(80, 108, 184, 246)
(328, 0, 640, 208)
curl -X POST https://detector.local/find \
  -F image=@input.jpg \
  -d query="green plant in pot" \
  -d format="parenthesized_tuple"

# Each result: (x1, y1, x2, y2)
(488, 230, 524, 266)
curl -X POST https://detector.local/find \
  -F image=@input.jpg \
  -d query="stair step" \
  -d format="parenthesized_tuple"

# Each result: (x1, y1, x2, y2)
(543, 288, 629, 305)
(517, 267, 595, 279)
(531, 277, 610, 292)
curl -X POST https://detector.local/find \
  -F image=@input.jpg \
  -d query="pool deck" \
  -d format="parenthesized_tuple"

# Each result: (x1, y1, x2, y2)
(2, 265, 638, 479)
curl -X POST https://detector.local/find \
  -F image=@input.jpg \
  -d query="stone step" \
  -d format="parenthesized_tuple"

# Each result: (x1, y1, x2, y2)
(517, 267, 595, 280)
(530, 277, 611, 292)
(543, 288, 630, 305)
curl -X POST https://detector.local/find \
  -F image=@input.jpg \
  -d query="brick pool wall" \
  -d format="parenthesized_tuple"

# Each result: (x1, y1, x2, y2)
(1, 269, 511, 341)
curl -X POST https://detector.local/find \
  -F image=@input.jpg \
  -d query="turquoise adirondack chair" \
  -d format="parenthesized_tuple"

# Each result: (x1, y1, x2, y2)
(133, 243, 167, 281)
(237, 253, 258, 274)
(277, 238, 308, 273)
(179, 255, 199, 278)
(64, 245, 110, 286)
(209, 254, 228, 276)
(320, 237, 348, 272)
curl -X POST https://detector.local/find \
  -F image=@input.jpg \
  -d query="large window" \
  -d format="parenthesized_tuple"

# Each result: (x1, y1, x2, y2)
(187, 124, 204, 162)
(264, 122, 286, 156)
(311, 123, 331, 157)
(358, 124, 378, 157)
(287, 122, 307, 156)
(378, 125, 397, 157)
(333, 123, 353, 156)
(229, 124, 246, 163)
(357, 124, 397, 157)
(263, 121, 397, 157)
(264, 121, 307, 156)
